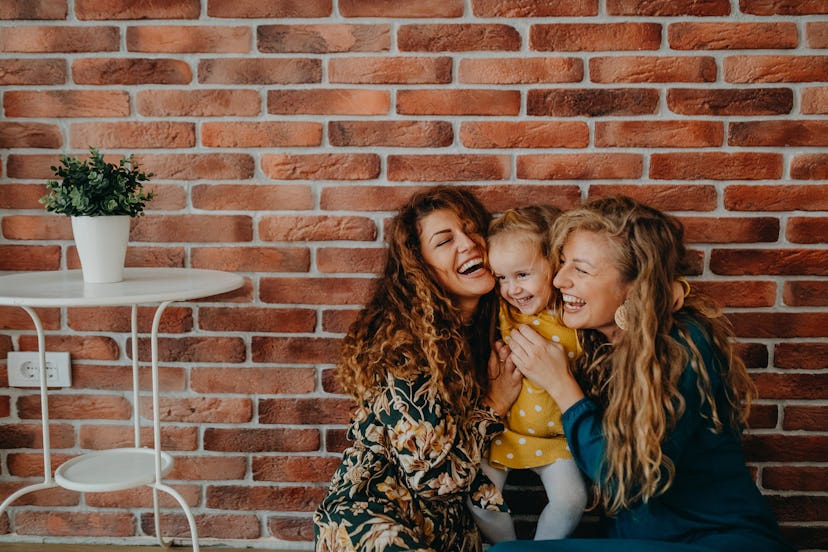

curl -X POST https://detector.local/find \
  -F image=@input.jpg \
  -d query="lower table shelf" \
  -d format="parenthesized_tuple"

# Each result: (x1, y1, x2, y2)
(54, 448, 173, 493)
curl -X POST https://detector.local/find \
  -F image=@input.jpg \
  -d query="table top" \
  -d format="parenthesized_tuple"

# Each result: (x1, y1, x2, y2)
(0, 268, 244, 307)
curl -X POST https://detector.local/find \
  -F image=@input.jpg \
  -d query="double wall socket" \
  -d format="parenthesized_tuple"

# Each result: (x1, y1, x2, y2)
(7, 352, 72, 387)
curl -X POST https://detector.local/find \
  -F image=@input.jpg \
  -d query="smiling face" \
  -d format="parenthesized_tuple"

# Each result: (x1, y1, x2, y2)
(553, 229, 630, 342)
(488, 233, 553, 316)
(418, 208, 495, 320)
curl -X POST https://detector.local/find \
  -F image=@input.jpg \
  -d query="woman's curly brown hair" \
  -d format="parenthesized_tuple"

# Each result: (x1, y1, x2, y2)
(336, 186, 498, 414)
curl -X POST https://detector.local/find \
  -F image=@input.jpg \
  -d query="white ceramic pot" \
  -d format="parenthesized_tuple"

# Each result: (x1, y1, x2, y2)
(71, 215, 131, 283)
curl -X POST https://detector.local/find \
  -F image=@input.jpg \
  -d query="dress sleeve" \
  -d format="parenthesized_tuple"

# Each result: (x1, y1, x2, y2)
(375, 374, 504, 501)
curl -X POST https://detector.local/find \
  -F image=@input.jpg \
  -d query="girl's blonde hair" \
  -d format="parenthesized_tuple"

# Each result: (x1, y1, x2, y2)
(550, 196, 755, 515)
(488, 205, 562, 267)
(337, 186, 498, 413)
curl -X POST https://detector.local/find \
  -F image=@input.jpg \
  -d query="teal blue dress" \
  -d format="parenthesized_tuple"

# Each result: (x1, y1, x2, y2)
(491, 317, 795, 552)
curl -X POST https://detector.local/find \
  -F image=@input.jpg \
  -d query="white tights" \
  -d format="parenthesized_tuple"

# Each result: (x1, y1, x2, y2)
(470, 457, 588, 543)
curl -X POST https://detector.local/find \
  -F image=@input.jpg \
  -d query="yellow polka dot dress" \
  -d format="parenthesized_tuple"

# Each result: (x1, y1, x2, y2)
(489, 302, 581, 470)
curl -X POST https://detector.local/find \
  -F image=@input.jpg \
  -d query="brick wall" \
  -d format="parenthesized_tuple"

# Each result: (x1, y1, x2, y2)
(0, 0, 826, 549)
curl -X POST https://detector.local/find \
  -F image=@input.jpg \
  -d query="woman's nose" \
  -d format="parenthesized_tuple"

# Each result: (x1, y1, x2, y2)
(456, 232, 475, 251)
(552, 267, 568, 289)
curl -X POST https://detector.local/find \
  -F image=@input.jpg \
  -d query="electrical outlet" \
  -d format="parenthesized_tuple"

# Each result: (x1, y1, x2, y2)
(7, 352, 72, 387)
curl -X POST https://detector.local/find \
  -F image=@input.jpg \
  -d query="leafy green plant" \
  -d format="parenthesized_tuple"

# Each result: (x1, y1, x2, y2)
(40, 147, 155, 217)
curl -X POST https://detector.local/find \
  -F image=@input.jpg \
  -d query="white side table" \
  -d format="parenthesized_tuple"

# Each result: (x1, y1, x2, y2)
(0, 268, 245, 550)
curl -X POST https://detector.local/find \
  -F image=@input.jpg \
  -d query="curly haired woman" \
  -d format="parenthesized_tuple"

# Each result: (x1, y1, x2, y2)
(493, 197, 795, 552)
(314, 186, 522, 552)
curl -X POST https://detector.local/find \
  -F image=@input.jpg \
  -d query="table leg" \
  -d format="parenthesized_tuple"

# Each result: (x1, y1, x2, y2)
(0, 306, 58, 515)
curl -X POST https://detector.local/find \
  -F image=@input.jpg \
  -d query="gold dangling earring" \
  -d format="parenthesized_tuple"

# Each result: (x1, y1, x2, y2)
(614, 300, 629, 331)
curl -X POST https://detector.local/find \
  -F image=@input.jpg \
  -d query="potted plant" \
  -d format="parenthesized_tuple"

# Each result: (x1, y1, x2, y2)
(40, 147, 154, 283)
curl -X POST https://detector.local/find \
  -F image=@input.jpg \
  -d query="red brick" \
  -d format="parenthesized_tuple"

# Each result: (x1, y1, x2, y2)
(472, 0, 597, 16)
(70, 364, 185, 392)
(712, 249, 828, 276)
(260, 277, 374, 305)
(775, 342, 828, 370)
(253, 456, 342, 483)
(786, 216, 828, 243)
(325, 428, 351, 453)
(730, 121, 828, 147)
(650, 152, 782, 180)
(133, 154, 255, 180)
(206, 484, 327, 512)
(13, 511, 135, 537)
(198, 58, 321, 84)
(763, 466, 828, 492)
(667, 88, 793, 115)
(475, 184, 584, 213)
(769, 495, 828, 524)
(252, 336, 341, 364)
(590, 56, 716, 83)
(258, 24, 390, 53)
(728, 312, 828, 338)
(320, 185, 427, 211)
(724, 55, 828, 83)
(0, 423, 74, 449)
(802, 86, 828, 114)
(4, 90, 130, 118)
(7, 452, 75, 477)
(743, 434, 828, 463)
(268, 89, 390, 115)
(86, 485, 199, 508)
(127, 25, 250, 53)
(740, 0, 828, 15)
(0, 26, 119, 52)
(596, 121, 723, 148)
(0, 58, 65, 85)
(259, 215, 376, 242)
(143, 512, 261, 540)
(753, 373, 828, 400)
(461, 121, 588, 149)
(340, 0, 463, 17)
(191, 367, 316, 395)
(259, 397, 351, 425)
(204, 428, 319, 453)
(87, 422, 184, 450)
(329, 56, 451, 84)
(192, 184, 312, 211)
(201, 121, 321, 148)
(782, 405, 828, 431)
(528, 88, 659, 116)
(0, 122, 62, 149)
(791, 154, 828, 180)
(689, 280, 776, 308)
(136, 336, 246, 363)
(268, 516, 318, 542)
(669, 22, 797, 50)
(322, 309, 360, 334)
(0, 245, 61, 271)
(2, 215, 71, 240)
(459, 57, 583, 84)
(317, 247, 386, 274)
(18, 334, 119, 361)
(76, 0, 199, 19)
(208, 0, 331, 17)
(167, 455, 247, 481)
(681, 216, 779, 243)
(137, 89, 261, 117)
(70, 121, 195, 149)
(531, 23, 661, 51)
(399, 24, 520, 52)
(200, 307, 316, 333)
(398, 89, 520, 115)
(808, 21, 828, 48)
(588, 185, 717, 211)
(130, 215, 251, 243)
(784, 281, 828, 307)
(143, 397, 252, 423)
(0, 184, 50, 209)
(608, 0, 729, 15)
(518, 153, 643, 180)
(329, 120, 452, 147)
(747, 403, 778, 429)
(262, 153, 380, 180)
(725, 184, 828, 211)
(67, 305, 192, 333)
(0, 0, 67, 19)
(73, 58, 192, 85)
(191, 246, 310, 273)
(388, 154, 510, 181)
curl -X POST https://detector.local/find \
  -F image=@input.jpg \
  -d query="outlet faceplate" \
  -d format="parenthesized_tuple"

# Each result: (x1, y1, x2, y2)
(7, 352, 72, 387)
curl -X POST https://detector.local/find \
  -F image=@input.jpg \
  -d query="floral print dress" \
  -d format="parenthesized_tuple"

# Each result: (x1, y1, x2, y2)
(314, 371, 508, 552)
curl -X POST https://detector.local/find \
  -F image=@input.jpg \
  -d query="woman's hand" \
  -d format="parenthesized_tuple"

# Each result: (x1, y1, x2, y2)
(507, 324, 585, 413)
(483, 340, 522, 417)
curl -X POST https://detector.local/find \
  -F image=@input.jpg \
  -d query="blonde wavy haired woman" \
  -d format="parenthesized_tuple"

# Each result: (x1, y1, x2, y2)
(314, 186, 522, 552)
(491, 197, 794, 552)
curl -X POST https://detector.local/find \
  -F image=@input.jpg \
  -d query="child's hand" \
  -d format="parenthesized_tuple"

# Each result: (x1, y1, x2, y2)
(508, 324, 584, 412)
(484, 340, 522, 417)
